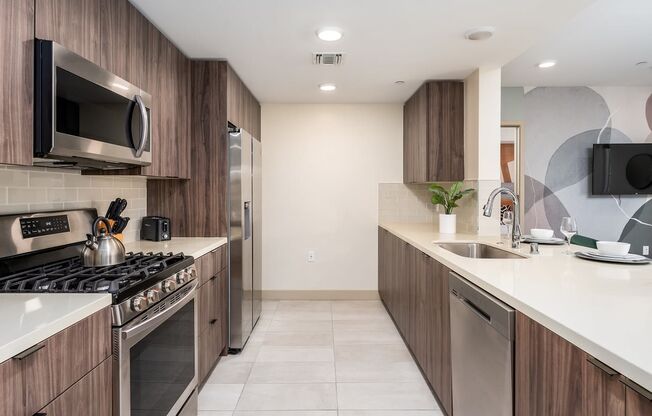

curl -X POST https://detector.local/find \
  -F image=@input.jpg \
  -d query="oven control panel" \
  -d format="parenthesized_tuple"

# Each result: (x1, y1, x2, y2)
(20, 215, 70, 238)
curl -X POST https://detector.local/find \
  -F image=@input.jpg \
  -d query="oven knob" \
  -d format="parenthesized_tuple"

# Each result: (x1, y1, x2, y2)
(186, 267, 197, 278)
(162, 279, 177, 293)
(176, 271, 188, 284)
(146, 289, 160, 304)
(131, 296, 148, 312)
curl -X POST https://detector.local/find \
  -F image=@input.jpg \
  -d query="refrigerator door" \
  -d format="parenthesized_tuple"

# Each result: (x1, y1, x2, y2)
(228, 128, 254, 350)
(252, 137, 262, 328)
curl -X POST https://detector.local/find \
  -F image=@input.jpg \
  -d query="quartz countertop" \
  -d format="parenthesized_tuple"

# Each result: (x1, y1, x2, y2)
(124, 237, 227, 259)
(0, 293, 111, 363)
(380, 222, 652, 392)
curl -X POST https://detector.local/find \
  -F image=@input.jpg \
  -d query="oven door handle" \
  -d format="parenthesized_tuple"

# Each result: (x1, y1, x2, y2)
(134, 94, 149, 158)
(121, 281, 197, 341)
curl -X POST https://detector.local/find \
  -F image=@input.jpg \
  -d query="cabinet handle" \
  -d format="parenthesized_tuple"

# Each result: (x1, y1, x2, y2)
(209, 319, 218, 325)
(33, 413, 47, 416)
(210, 275, 217, 281)
(587, 356, 618, 376)
(620, 376, 652, 401)
(13, 342, 46, 360)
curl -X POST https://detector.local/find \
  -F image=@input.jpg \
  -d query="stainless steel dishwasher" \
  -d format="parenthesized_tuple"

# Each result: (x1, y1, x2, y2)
(449, 272, 515, 416)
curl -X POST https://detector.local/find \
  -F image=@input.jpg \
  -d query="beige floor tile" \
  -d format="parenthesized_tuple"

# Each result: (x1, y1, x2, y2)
(198, 412, 233, 416)
(235, 411, 337, 416)
(276, 300, 332, 312)
(222, 344, 262, 363)
(336, 382, 438, 410)
(335, 360, 424, 382)
(198, 384, 245, 411)
(236, 383, 337, 411)
(248, 362, 336, 383)
(267, 320, 333, 333)
(338, 411, 442, 416)
(333, 329, 402, 345)
(257, 346, 335, 363)
(262, 331, 333, 347)
(331, 301, 384, 312)
(335, 344, 412, 363)
(273, 310, 333, 321)
(261, 301, 279, 311)
(332, 308, 390, 321)
(332, 319, 396, 332)
(205, 362, 254, 384)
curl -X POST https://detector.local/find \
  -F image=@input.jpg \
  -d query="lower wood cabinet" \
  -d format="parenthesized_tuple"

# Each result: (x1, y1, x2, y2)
(196, 248, 229, 384)
(378, 227, 452, 415)
(0, 307, 111, 416)
(36, 357, 112, 416)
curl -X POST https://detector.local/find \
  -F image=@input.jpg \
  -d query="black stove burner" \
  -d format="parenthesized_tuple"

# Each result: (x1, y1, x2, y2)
(0, 252, 188, 296)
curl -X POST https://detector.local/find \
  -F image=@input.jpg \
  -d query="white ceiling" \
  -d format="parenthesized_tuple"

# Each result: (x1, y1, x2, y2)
(130, 0, 592, 103)
(502, 0, 652, 86)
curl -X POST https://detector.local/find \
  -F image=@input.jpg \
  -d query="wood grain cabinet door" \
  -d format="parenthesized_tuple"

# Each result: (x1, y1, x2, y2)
(35, 0, 101, 64)
(515, 312, 587, 416)
(584, 357, 626, 416)
(0, 358, 24, 416)
(0, 0, 34, 166)
(427, 81, 464, 182)
(626, 386, 652, 416)
(23, 308, 112, 415)
(36, 357, 112, 416)
(403, 84, 428, 183)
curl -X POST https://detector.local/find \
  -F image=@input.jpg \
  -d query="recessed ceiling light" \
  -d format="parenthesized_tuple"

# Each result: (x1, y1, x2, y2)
(464, 26, 495, 41)
(317, 28, 342, 42)
(537, 60, 557, 69)
(635, 61, 648, 66)
(319, 83, 336, 92)
(394, 80, 405, 85)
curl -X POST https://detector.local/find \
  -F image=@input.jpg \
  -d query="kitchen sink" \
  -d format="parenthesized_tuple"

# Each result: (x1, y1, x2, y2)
(437, 243, 526, 259)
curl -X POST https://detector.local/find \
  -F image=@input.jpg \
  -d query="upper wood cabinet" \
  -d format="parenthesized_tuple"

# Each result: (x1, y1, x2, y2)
(0, 0, 34, 166)
(227, 64, 261, 139)
(35, 0, 101, 65)
(403, 81, 464, 183)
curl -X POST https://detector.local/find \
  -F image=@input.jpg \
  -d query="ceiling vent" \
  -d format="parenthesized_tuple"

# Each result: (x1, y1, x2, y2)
(313, 53, 343, 65)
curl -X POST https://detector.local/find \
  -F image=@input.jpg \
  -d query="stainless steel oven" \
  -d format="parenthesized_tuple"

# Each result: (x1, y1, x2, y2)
(34, 39, 152, 169)
(114, 281, 198, 416)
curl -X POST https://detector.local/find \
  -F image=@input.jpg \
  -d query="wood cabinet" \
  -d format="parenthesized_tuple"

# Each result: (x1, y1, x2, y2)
(626, 386, 652, 416)
(378, 227, 452, 415)
(584, 356, 626, 416)
(196, 248, 229, 384)
(0, 0, 34, 166)
(227, 64, 261, 139)
(35, 0, 101, 65)
(36, 357, 112, 416)
(0, 307, 111, 416)
(403, 81, 464, 183)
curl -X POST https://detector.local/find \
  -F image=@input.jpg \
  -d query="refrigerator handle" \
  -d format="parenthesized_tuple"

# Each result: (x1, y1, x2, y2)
(244, 201, 252, 240)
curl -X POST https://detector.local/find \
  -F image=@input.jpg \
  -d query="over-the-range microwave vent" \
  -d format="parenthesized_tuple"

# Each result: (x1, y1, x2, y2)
(312, 53, 344, 65)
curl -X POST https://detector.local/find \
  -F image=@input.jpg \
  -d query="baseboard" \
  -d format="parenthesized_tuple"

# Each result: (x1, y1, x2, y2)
(261, 290, 380, 300)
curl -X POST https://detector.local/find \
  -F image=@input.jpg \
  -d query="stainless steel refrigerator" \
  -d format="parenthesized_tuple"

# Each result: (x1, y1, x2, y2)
(228, 126, 262, 352)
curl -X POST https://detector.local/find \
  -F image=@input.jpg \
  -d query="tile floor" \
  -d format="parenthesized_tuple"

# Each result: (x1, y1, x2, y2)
(198, 300, 442, 416)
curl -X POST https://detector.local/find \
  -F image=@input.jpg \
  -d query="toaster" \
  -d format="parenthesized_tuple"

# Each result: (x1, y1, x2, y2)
(140, 216, 171, 241)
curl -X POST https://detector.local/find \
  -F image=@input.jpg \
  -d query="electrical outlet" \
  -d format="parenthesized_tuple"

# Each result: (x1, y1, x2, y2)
(643, 246, 649, 256)
(307, 250, 316, 263)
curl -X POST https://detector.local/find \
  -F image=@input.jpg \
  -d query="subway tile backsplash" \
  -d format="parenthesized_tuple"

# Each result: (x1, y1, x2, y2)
(0, 165, 147, 242)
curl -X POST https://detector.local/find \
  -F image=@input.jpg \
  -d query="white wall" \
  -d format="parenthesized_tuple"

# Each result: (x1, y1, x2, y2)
(261, 104, 403, 292)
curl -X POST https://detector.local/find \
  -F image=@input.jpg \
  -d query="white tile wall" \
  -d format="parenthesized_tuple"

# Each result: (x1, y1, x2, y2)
(0, 165, 147, 242)
(378, 182, 479, 233)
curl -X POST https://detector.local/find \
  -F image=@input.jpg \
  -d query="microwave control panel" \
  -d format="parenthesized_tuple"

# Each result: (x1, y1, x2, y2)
(20, 215, 70, 238)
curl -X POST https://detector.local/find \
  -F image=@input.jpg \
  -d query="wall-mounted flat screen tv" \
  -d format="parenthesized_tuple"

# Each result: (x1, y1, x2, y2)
(592, 144, 652, 195)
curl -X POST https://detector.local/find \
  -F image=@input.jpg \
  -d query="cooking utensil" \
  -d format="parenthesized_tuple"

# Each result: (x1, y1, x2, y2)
(81, 217, 126, 266)
(105, 200, 117, 218)
(112, 217, 130, 234)
(115, 199, 128, 218)
(107, 198, 122, 219)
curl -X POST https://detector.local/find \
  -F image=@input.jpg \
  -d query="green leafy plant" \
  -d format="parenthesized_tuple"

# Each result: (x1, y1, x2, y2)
(428, 182, 475, 215)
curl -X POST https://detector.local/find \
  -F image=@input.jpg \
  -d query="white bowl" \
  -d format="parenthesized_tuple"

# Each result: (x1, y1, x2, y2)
(531, 228, 554, 239)
(596, 241, 630, 256)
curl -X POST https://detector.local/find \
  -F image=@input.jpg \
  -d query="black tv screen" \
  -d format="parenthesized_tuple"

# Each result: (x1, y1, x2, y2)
(592, 144, 652, 195)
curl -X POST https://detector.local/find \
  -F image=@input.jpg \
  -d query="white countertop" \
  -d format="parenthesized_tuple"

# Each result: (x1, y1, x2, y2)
(124, 237, 227, 259)
(0, 293, 111, 363)
(380, 222, 652, 392)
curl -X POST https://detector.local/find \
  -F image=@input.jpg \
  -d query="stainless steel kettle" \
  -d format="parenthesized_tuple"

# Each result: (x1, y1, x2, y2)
(81, 217, 126, 267)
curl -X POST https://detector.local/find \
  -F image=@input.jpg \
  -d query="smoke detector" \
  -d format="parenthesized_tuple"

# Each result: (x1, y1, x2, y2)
(313, 53, 344, 65)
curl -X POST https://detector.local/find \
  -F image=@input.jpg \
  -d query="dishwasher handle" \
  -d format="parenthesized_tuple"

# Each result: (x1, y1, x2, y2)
(449, 272, 515, 340)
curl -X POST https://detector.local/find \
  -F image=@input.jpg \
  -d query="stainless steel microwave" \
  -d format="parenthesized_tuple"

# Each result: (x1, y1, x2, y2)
(34, 40, 152, 169)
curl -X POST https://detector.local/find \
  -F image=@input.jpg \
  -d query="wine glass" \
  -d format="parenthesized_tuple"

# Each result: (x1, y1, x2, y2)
(560, 217, 578, 255)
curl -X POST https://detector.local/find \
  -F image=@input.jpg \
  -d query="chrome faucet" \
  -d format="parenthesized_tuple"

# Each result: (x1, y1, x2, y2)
(483, 187, 521, 249)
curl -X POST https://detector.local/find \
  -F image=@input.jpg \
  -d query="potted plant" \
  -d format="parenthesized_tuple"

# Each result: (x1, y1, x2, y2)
(429, 182, 475, 234)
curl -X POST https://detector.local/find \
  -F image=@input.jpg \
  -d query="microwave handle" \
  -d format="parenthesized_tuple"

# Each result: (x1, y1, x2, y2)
(134, 95, 149, 158)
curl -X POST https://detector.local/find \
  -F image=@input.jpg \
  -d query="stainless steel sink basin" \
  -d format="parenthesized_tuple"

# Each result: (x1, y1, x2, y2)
(437, 243, 526, 259)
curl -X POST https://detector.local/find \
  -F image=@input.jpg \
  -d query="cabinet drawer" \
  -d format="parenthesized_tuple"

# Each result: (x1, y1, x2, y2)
(36, 357, 112, 416)
(196, 245, 227, 286)
(23, 308, 112, 415)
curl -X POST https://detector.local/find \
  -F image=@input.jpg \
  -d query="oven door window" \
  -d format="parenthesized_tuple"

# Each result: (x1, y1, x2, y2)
(130, 300, 195, 416)
(56, 67, 150, 151)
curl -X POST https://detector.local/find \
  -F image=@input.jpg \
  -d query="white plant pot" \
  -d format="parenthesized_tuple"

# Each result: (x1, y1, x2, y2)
(439, 214, 457, 234)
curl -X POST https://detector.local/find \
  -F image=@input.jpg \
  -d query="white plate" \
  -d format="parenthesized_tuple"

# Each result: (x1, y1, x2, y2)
(584, 250, 647, 261)
(575, 251, 650, 265)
